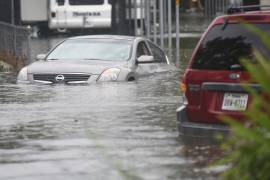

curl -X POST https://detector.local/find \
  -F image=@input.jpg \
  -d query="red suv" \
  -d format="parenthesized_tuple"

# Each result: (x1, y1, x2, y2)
(177, 6, 270, 137)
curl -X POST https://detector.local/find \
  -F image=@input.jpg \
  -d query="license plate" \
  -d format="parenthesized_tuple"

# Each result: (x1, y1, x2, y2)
(222, 93, 248, 111)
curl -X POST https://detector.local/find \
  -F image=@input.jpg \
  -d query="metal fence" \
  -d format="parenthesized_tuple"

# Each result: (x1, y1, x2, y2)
(128, 0, 241, 65)
(0, 21, 31, 64)
(127, 0, 181, 66)
(204, 0, 242, 17)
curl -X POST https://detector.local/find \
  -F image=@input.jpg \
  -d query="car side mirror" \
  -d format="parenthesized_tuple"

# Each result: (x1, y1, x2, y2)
(137, 55, 154, 64)
(36, 54, 46, 61)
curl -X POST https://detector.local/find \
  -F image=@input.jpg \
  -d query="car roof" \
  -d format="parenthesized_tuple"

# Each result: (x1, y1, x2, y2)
(212, 10, 270, 25)
(68, 35, 139, 41)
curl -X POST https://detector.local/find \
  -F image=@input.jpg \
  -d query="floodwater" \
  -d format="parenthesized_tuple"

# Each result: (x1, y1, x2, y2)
(0, 36, 224, 180)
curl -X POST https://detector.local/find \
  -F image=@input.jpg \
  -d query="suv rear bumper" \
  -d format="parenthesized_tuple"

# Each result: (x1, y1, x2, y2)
(176, 105, 230, 137)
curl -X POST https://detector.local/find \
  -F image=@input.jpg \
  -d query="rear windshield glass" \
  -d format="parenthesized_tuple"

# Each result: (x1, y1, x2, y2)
(69, 0, 104, 5)
(192, 23, 270, 70)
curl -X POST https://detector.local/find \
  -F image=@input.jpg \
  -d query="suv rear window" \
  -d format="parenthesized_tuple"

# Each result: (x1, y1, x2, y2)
(69, 0, 104, 5)
(192, 23, 270, 70)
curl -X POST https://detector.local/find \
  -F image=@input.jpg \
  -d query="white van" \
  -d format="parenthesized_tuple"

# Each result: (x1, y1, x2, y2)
(49, 0, 112, 32)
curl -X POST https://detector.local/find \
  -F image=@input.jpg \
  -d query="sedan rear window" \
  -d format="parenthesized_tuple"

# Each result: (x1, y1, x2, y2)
(47, 39, 132, 61)
(192, 23, 270, 70)
(69, 0, 104, 5)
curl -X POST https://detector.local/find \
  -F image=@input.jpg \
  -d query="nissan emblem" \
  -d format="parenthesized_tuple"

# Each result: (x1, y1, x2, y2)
(55, 74, 65, 82)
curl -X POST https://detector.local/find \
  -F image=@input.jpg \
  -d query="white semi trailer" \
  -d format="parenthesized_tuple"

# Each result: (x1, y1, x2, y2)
(20, 0, 144, 34)
(20, 0, 112, 33)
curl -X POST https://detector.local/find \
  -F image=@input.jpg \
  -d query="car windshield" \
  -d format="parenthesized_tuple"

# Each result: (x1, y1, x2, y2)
(192, 23, 270, 70)
(46, 39, 132, 61)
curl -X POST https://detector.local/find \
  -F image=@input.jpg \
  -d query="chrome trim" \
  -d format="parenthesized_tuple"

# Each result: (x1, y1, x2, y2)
(55, 74, 65, 82)
(33, 73, 91, 83)
(34, 80, 53, 84)
(67, 81, 88, 84)
(201, 82, 261, 93)
(229, 73, 240, 80)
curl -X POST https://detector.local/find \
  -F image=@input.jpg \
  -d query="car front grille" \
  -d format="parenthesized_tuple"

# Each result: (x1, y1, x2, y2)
(33, 73, 91, 83)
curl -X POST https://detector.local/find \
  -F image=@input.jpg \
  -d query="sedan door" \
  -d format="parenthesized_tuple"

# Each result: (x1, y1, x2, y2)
(147, 41, 170, 73)
(135, 40, 159, 76)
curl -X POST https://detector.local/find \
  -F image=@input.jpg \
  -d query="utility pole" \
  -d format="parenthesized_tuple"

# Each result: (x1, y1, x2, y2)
(11, 0, 15, 25)
(176, 0, 180, 67)
(117, 0, 128, 35)
(111, 0, 128, 35)
(111, 0, 117, 34)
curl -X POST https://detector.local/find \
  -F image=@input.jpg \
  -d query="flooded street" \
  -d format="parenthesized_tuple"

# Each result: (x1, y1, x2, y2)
(0, 36, 222, 180)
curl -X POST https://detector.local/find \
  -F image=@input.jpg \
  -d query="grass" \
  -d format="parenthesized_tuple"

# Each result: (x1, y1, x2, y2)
(0, 50, 26, 72)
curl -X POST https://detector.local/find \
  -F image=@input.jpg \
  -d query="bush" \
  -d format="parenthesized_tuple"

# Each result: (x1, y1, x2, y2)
(0, 50, 26, 72)
(220, 25, 270, 180)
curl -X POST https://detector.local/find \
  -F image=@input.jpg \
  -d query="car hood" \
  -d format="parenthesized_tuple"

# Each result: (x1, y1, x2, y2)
(28, 60, 128, 75)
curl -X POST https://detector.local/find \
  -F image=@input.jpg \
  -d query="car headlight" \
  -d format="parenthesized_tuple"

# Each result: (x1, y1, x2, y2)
(17, 67, 29, 82)
(98, 68, 120, 82)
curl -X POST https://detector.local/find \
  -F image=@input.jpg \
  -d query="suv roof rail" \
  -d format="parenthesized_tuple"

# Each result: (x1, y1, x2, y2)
(227, 5, 270, 14)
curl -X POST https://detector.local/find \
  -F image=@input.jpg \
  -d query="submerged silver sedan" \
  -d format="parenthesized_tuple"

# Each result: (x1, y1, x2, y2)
(17, 35, 175, 84)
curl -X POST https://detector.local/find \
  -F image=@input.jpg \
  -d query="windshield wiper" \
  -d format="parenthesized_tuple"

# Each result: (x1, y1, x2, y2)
(47, 58, 59, 60)
(221, 18, 229, 30)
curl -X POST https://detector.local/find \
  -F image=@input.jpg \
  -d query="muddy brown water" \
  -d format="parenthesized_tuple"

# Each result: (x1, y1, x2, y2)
(0, 36, 224, 180)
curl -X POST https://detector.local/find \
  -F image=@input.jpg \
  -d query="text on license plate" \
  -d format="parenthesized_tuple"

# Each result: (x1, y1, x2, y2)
(222, 93, 248, 111)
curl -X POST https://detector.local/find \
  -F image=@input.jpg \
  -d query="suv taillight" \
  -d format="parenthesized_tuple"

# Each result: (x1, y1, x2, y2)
(180, 77, 188, 105)
(180, 82, 187, 93)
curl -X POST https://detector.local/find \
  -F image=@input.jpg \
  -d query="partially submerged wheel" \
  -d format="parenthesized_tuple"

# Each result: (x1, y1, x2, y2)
(57, 28, 67, 33)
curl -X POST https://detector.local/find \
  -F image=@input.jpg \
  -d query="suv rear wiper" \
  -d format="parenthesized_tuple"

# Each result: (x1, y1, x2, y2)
(221, 18, 229, 30)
